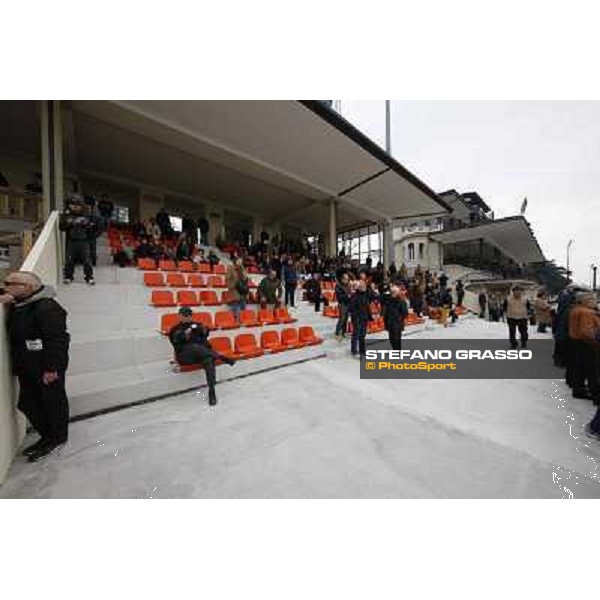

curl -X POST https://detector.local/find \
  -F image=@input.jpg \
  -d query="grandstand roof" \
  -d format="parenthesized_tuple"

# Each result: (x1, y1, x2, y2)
(70, 100, 450, 231)
(430, 216, 546, 264)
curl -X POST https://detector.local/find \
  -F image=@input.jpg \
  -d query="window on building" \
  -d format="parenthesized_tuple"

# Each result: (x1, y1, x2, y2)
(408, 243, 415, 261)
(419, 242, 424, 259)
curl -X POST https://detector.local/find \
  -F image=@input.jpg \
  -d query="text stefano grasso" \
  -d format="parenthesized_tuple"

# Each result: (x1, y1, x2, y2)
(364, 349, 533, 360)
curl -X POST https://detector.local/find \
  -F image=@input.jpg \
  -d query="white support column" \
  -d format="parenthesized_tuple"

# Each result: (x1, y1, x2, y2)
(328, 197, 337, 256)
(382, 220, 394, 271)
(52, 101, 64, 212)
(40, 100, 51, 219)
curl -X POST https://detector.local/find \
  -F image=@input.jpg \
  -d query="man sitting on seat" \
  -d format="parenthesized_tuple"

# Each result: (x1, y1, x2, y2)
(168, 307, 236, 406)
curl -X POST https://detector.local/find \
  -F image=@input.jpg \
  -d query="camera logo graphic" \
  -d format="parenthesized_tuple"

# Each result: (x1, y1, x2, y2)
(365, 362, 376, 370)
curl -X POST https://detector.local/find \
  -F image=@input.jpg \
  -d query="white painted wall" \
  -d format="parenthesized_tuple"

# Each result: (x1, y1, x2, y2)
(0, 211, 61, 485)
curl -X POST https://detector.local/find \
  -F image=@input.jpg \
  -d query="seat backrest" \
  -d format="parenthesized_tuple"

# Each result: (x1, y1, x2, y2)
(240, 309, 257, 322)
(178, 261, 194, 272)
(187, 274, 205, 287)
(210, 336, 233, 353)
(208, 275, 224, 287)
(275, 307, 291, 319)
(235, 333, 258, 351)
(144, 272, 164, 286)
(159, 260, 177, 271)
(198, 263, 211, 273)
(167, 273, 186, 287)
(152, 290, 174, 305)
(261, 330, 280, 346)
(200, 290, 218, 303)
(221, 290, 235, 304)
(281, 328, 299, 343)
(259, 308, 275, 320)
(215, 311, 235, 327)
(177, 290, 198, 304)
(193, 312, 213, 329)
(214, 264, 226, 274)
(160, 313, 180, 334)
(298, 326, 315, 340)
(138, 258, 156, 270)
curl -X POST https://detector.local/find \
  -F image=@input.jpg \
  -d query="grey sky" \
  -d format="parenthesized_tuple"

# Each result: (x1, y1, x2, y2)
(341, 101, 599, 287)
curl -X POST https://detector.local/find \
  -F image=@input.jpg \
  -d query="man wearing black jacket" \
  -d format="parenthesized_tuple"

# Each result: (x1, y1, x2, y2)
(168, 307, 236, 406)
(334, 273, 351, 341)
(0, 272, 70, 462)
(380, 285, 409, 350)
(60, 203, 96, 284)
(347, 280, 375, 357)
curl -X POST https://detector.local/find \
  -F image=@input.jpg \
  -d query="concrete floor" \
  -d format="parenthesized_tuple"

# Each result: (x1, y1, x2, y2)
(2, 318, 600, 498)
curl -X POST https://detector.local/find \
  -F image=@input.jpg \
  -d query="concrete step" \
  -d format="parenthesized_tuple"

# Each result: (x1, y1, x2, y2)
(66, 343, 329, 418)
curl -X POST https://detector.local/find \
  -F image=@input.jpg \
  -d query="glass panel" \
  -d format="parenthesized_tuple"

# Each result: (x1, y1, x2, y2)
(369, 233, 380, 251)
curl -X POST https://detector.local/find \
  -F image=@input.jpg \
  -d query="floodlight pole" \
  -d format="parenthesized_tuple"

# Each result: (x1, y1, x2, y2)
(566, 239, 573, 283)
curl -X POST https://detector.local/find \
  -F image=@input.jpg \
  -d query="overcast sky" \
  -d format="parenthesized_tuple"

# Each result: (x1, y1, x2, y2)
(340, 101, 599, 287)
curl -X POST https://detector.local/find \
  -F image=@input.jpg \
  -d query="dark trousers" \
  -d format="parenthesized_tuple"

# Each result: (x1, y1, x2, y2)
(567, 340, 591, 392)
(18, 372, 69, 444)
(457, 293, 464, 307)
(64, 240, 94, 281)
(351, 317, 367, 355)
(553, 339, 567, 368)
(313, 294, 321, 312)
(507, 318, 528, 348)
(177, 343, 227, 390)
(284, 283, 296, 307)
(335, 304, 349, 336)
(412, 298, 423, 317)
(89, 239, 97, 266)
(479, 303, 486, 318)
(387, 323, 403, 351)
(537, 323, 548, 333)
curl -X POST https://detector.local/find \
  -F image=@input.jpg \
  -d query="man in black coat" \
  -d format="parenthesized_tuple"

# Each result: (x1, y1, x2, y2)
(347, 280, 375, 357)
(197, 217, 209, 246)
(380, 285, 409, 351)
(168, 307, 236, 406)
(60, 202, 96, 284)
(0, 272, 70, 462)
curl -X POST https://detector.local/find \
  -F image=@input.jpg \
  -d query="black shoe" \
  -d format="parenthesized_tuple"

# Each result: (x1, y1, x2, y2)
(27, 441, 63, 463)
(224, 357, 236, 366)
(21, 438, 47, 457)
(208, 388, 217, 406)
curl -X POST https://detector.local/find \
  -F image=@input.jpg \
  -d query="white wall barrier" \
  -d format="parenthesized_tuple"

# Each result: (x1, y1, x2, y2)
(0, 211, 61, 484)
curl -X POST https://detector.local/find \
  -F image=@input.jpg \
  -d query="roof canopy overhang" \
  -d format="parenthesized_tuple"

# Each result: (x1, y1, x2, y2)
(69, 100, 449, 231)
(430, 216, 545, 264)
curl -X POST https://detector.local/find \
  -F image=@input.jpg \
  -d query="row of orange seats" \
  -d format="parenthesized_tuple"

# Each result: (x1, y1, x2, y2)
(138, 258, 228, 274)
(160, 307, 297, 334)
(177, 327, 323, 370)
(144, 272, 259, 289)
(152, 289, 268, 307)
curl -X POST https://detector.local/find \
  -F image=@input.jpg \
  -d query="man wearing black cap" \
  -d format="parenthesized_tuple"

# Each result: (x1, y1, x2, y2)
(168, 307, 235, 406)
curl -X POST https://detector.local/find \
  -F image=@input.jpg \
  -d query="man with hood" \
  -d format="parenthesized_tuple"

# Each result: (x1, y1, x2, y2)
(0, 271, 70, 462)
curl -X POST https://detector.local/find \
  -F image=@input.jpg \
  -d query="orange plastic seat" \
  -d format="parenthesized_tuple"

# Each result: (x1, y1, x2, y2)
(178, 261, 194, 272)
(199, 290, 221, 306)
(144, 272, 165, 287)
(234, 333, 264, 359)
(137, 258, 157, 270)
(208, 275, 226, 288)
(151, 290, 176, 307)
(160, 313, 180, 335)
(280, 328, 304, 349)
(323, 290, 335, 302)
(260, 330, 286, 353)
(221, 290, 236, 305)
(158, 260, 177, 271)
(258, 308, 278, 324)
(274, 307, 296, 324)
(298, 326, 323, 346)
(167, 273, 187, 287)
(177, 290, 200, 307)
(214, 264, 226, 275)
(209, 336, 240, 361)
(198, 263, 211, 273)
(187, 274, 206, 288)
(192, 312, 214, 329)
(215, 310, 239, 330)
(240, 309, 261, 327)
(248, 290, 259, 304)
